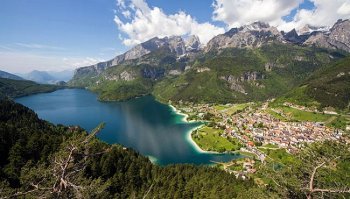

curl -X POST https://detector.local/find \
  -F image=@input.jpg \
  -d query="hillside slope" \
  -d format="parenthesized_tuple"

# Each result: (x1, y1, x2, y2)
(0, 99, 273, 198)
(276, 56, 350, 111)
(0, 70, 23, 80)
(153, 44, 346, 103)
(0, 78, 62, 98)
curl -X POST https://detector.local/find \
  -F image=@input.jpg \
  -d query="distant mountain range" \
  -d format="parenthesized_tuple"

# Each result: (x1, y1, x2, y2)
(17, 70, 74, 84)
(0, 70, 24, 80)
(69, 19, 350, 111)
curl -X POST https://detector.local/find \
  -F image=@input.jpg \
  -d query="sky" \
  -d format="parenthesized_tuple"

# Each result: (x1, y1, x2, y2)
(0, 0, 349, 73)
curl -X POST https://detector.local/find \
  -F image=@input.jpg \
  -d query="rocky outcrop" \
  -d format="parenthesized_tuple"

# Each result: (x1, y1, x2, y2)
(196, 67, 211, 73)
(220, 71, 265, 94)
(168, 70, 182, 76)
(205, 22, 283, 52)
(303, 32, 332, 48)
(283, 29, 310, 44)
(185, 35, 201, 52)
(241, 71, 265, 81)
(220, 75, 246, 94)
(265, 63, 273, 72)
(327, 19, 350, 52)
(120, 71, 135, 81)
(141, 68, 165, 79)
(303, 19, 350, 52)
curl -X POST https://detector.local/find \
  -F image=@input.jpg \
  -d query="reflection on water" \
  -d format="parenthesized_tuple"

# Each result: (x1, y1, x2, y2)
(16, 89, 241, 165)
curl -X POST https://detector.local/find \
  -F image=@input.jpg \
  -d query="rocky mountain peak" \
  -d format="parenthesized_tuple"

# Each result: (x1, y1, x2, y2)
(297, 24, 327, 35)
(72, 35, 197, 79)
(185, 35, 201, 52)
(303, 19, 350, 52)
(205, 21, 282, 52)
(241, 21, 270, 31)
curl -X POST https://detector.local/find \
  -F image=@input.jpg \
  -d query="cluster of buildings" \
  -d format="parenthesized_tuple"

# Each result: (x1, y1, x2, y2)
(177, 101, 347, 155)
(229, 110, 343, 152)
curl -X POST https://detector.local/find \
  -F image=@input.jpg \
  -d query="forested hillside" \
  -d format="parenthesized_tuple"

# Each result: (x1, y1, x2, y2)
(1, 99, 349, 198)
(0, 100, 273, 198)
(0, 78, 62, 98)
(276, 56, 350, 111)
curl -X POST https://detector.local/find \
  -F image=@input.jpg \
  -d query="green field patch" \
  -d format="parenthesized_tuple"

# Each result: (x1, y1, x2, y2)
(225, 103, 251, 115)
(260, 148, 295, 165)
(214, 104, 230, 111)
(267, 109, 288, 121)
(280, 106, 330, 122)
(261, 143, 279, 148)
(192, 126, 241, 152)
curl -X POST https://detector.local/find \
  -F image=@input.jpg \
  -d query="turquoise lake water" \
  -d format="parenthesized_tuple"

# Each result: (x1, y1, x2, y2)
(15, 89, 240, 165)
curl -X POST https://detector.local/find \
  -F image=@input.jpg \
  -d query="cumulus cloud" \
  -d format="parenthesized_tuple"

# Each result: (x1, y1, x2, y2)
(279, 0, 350, 31)
(212, 0, 302, 28)
(114, 0, 225, 46)
(212, 0, 350, 31)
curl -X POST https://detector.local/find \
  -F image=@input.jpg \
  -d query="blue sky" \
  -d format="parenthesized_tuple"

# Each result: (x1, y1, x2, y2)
(0, 0, 349, 73)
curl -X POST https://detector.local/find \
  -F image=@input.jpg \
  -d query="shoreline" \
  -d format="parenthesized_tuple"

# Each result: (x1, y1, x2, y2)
(185, 125, 223, 154)
(168, 104, 191, 123)
(168, 103, 222, 154)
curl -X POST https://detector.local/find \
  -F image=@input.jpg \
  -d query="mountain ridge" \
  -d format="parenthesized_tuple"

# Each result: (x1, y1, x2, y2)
(69, 19, 350, 107)
(0, 70, 24, 80)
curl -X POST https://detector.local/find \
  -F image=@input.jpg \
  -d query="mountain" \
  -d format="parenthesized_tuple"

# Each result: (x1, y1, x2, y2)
(282, 19, 350, 53)
(275, 56, 350, 111)
(70, 19, 350, 103)
(19, 70, 74, 84)
(20, 70, 56, 84)
(72, 35, 201, 82)
(0, 70, 24, 80)
(0, 78, 62, 98)
(205, 22, 283, 52)
(48, 69, 74, 82)
(303, 19, 350, 52)
(297, 24, 328, 35)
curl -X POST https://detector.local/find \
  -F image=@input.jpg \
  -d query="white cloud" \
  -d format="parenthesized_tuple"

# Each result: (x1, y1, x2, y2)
(114, 0, 225, 46)
(15, 43, 64, 50)
(278, 0, 350, 31)
(62, 57, 105, 68)
(338, 1, 350, 15)
(212, 0, 302, 28)
(212, 0, 350, 32)
(116, 0, 126, 9)
(0, 51, 104, 73)
(122, 10, 131, 18)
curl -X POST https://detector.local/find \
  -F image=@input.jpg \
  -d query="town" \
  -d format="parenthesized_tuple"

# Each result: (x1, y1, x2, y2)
(174, 100, 350, 163)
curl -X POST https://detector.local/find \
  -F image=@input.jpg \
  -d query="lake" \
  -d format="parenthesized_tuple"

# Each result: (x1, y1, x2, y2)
(15, 89, 241, 165)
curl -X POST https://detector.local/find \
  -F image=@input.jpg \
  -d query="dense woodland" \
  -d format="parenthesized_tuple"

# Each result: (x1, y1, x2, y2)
(276, 56, 350, 111)
(0, 78, 62, 99)
(0, 99, 271, 198)
(0, 99, 349, 198)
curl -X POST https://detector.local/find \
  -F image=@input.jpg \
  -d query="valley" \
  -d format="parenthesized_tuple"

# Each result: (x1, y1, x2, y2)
(1, 3, 350, 196)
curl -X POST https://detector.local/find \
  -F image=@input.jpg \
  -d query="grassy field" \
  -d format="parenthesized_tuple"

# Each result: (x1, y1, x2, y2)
(261, 143, 279, 148)
(226, 103, 251, 115)
(266, 109, 288, 121)
(267, 106, 349, 129)
(280, 106, 330, 122)
(213, 103, 251, 115)
(192, 126, 241, 152)
(259, 148, 296, 165)
(214, 104, 230, 111)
